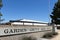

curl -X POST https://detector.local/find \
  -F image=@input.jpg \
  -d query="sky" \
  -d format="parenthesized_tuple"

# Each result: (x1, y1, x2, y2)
(1, 0, 57, 22)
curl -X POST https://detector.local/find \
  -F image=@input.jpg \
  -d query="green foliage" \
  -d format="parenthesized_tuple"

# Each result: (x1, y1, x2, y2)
(0, 0, 3, 8)
(22, 36, 37, 40)
(0, 12, 2, 16)
(42, 32, 58, 39)
(50, 0, 60, 24)
(0, 2, 3, 7)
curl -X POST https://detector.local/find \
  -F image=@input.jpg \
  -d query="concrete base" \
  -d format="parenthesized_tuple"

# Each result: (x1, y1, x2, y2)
(0, 31, 51, 40)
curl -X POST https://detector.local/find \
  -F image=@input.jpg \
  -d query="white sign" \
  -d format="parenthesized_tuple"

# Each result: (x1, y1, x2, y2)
(0, 27, 52, 36)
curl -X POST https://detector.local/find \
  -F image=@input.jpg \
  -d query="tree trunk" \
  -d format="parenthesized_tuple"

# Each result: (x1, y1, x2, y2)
(52, 23, 55, 33)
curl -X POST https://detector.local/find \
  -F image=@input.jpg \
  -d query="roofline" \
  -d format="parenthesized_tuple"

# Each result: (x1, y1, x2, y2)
(9, 20, 48, 24)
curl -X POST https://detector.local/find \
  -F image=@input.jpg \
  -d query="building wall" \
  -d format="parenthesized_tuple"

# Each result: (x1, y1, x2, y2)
(11, 22, 47, 26)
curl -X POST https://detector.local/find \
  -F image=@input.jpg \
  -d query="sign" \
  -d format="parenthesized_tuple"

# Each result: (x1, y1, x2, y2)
(0, 27, 52, 36)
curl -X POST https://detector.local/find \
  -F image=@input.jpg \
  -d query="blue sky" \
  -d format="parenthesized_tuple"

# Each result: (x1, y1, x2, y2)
(1, 0, 57, 22)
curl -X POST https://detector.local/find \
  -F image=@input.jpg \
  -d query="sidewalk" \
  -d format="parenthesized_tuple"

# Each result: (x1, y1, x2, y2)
(50, 30, 60, 40)
(37, 38, 50, 40)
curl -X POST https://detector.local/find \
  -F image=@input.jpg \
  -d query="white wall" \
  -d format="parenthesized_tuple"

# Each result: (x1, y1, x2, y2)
(11, 22, 47, 26)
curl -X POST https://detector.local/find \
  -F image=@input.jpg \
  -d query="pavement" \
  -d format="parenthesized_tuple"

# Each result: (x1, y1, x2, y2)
(39, 38, 50, 40)
(37, 38, 50, 40)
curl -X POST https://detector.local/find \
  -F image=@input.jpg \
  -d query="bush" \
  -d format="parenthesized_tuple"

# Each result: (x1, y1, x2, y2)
(22, 36, 37, 40)
(42, 32, 58, 39)
(52, 32, 58, 35)
(42, 33, 53, 38)
(57, 26, 60, 29)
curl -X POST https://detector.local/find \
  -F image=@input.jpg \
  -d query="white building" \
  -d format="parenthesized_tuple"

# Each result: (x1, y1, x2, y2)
(9, 19, 48, 26)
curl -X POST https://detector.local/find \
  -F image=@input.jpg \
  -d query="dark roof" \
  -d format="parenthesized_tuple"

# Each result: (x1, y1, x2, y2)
(9, 20, 48, 24)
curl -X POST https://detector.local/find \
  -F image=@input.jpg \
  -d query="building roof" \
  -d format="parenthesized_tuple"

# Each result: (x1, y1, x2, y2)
(10, 19, 48, 24)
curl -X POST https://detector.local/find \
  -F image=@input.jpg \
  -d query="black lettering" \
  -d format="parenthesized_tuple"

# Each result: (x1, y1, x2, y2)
(4, 29, 8, 34)
(41, 28, 45, 31)
(14, 29, 18, 33)
(30, 28, 35, 31)
(9, 29, 14, 33)
(23, 29, 27, 32)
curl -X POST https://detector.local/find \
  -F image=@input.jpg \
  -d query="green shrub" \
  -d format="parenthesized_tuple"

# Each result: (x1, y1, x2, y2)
(42, 32, 58, 39)
(57, 26, 60, 29)
(42, 33, 53, 38)
(52, 32, 58, 35)
(22, 36, 37, 40)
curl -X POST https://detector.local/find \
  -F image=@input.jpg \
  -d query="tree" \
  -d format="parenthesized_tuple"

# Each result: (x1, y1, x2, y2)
(0, 0, 3, 24)
(50, 0, 60, 34)
(0, 0, 3, 8)
(0, 12, 3, 24)
(50, 0, 60, 25)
